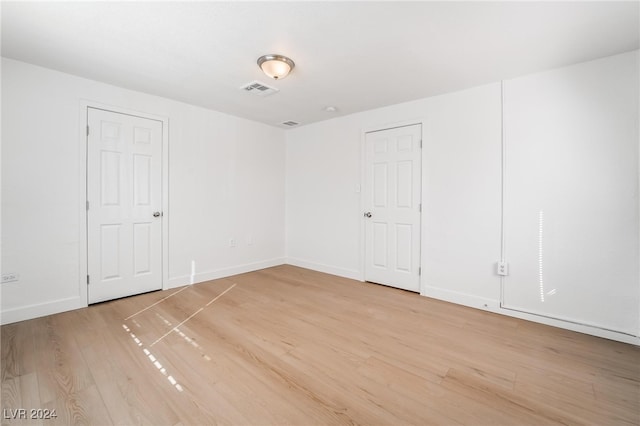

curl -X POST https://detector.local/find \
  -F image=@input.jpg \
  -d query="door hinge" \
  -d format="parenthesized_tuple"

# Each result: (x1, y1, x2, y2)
(420, 139, 423, 148)
(86, 200, 90, 210)
(419, 203, 422, 212)
(418, 267, 422, 276)
(86, 125, 90, 136)
(87, 275, 90, 285)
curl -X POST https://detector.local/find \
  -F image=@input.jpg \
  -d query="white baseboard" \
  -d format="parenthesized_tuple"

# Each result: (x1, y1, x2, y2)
(285, 257, 362, 281)
(167, 257, 286, 288)
(497, 306, 640, 345)
(421, 285, 499, 310)
(421, 284, 639, 346)
(1, 296, 86, 325)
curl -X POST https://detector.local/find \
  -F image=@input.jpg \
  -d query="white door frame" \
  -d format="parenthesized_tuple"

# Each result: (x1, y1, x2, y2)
(359, 118, 427, 293)
(78, 100, 169, 306)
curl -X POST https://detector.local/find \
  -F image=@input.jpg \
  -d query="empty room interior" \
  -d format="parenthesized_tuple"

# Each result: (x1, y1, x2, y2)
(1, 1, 639, 425)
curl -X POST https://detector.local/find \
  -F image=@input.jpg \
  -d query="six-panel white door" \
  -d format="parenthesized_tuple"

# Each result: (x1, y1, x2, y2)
(87, 108, 163, 304)
(364, 124, 422, 292)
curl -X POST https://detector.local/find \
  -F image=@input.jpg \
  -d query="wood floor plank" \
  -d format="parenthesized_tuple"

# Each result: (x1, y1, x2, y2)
(17, 373, 43, 426)
(1, 377, 22, 425)
(42, 384, 112, 426)
(2, 265, 638, 425)
(513, 377, 637, 425)
(80, 333, 180, 425)
(32, 316, 95, 405)
(441, 367, 565, 425)
(177, 314, 359, 424)
(1, 325, 19, 382)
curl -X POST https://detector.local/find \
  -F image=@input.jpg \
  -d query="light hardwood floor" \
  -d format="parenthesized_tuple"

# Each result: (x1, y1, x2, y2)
(2, 265, 639, 425)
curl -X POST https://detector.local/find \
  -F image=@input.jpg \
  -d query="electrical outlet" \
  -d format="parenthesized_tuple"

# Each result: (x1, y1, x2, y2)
(2, 273, 19, 283)
(229, 238, 236, 248)
(496, 261, 509, 276)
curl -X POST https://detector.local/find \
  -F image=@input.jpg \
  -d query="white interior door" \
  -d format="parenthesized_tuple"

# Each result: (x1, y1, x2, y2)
(364, 124, 422, 292)
(87, 108, 163, 304)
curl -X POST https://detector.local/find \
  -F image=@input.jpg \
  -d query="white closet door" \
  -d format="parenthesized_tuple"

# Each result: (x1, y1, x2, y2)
(364, 124, 422, 292)
(87, 108, 163, 304)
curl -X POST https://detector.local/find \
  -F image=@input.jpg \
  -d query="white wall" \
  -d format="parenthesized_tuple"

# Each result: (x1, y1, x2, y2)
(1, 58, 285, 323)
(503, 52, 639, 336)
(286, 51, 639, 343)
(167, 105, 285, 286)
(286, 83, 503, 301)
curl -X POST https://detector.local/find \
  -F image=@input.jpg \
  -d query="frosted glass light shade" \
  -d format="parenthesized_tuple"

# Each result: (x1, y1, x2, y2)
(257, 54, 295, 80)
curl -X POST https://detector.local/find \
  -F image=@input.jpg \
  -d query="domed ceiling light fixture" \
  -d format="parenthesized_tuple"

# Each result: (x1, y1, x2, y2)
(257, 54, 295, 80)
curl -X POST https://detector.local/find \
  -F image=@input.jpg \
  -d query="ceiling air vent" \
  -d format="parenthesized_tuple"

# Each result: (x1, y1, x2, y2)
(282, 121, 299, 127)
(240, 80, 279, 97)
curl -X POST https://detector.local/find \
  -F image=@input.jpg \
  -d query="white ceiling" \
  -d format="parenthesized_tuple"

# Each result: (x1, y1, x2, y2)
(2, 1, 638, 128)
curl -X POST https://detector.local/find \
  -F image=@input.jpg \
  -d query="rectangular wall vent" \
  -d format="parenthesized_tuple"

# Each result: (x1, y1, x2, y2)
(282, 121, 300, 127)
(240, 80, 279, 97)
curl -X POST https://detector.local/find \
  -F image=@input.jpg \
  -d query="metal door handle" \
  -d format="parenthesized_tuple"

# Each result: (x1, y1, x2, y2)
(153, 212, 161, 218)
(364, 212, 372, 218)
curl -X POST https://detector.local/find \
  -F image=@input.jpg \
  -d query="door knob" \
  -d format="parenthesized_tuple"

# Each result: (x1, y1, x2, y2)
(364, 212, 372, 218)
(153, 212, 162, 218)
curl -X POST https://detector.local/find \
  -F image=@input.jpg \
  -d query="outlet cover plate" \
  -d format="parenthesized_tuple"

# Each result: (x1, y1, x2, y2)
(496, 261, 509, 276)
(2, 273, 19, 283)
